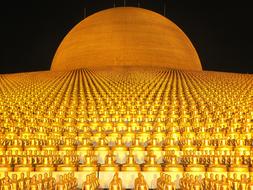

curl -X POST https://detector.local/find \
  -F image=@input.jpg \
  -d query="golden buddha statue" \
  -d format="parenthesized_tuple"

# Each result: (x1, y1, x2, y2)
(248, 176, 253, 190)
(0, 153, 12, 172)
(163, 175, 176, 190)
(219, 175, 229, 190)
(78, 125, 91, 139)
(142, 154, 162, 172)
(111, 137, 128, 164)
(11, 150, 20, 165)
(193, 176, 202, 190)
(43, 173, 49, 190)
(109, 172, 123, 190)
(122, 126, 135, 145)
(55, 175, 65, 190)
(102, 118, 113, 131)
(115, 120, 127, 133)
(201, 173, 209, 190)
(239, 174, 248, 190)
(100, 152, 119, 172)
(20, 126, 32, 140)
(24, 138, 40, 154)
(229, 152, 249, 174)
(164, 138, 180, 152)
(107, 126, 121, 144)
(14, 152, 34, 172)
(185, 154, 205, 173)
(152, 125, 166, 143)
(231, 173, 240, 190)
(77, 138, 93, 158)
(185, 174, 195, 190)
(70, 172, 78, 189)
(57, 153, 77, 171)
(1, 174, 11, 190)
(36, 174, 43, 190)
(48, 171, 56, 190)
(216, 139, 232, 155)
(164, 154, 183, 172)
(35, 151, 55, 171)
(181, 138, 197, 152)
(94, 138, 110, 164)
(59, 138, 76, 153)
(227, 126, 239, 142)
(78, 154, 98, 172)
(91, 126, 105, 143)
(42, 138, 58, 152)
(121, 153, 141, 171)
(7, 139, 22, 155)
(82, 175, 93, 190)
(182, 126, 195, 139)
(134, 174, 148, 190)
(10, 174, 18, 190)
(24, 172, 31, 190)
(136, 125, 150, 144)
(129, 138, 145, 164)
(91, 173, 99, 189)
(156, 172, 164, 190)
(207, 152, 227, 174)
(166, 125, 180, 141)
(146, 138, 163, 163)
(17, 173, 25, 190)
(179, 173, 186, 189)
(234, 139, 250, 155)
(199, 139, 215, 152)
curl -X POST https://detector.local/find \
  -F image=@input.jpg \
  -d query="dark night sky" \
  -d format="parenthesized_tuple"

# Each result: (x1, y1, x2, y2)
(0, 0, 252, 74)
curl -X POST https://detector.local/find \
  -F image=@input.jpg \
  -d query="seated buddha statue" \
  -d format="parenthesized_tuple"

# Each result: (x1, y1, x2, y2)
(122, 126, 135, 145)
(234, 139, 250, 155)
(109, 172, 123, 190)
(57, 152, 77, 171)
(164, 153, 183, 173)
(207, 152, 227, 174)
(78, 154, 98, 172)
(94, 138, 110, 164)
(100, 152, 119, 172)
(76, 138, 93, 158)
(129, 138, 145, 164)
(35, 151, 55, 172)
(142, 154, 162, 172)
(136, 126, 150, 144)
(134, 173, 149, 190)
(14, 152, 34, 172)
(111, 137, 128, 164)
(146, 138, 163, 164)
(185, 153, 205, 173)
(0, 153, 12, 172)
(107, 126, 121, 145)
(121, 153, 141, 172)
(229, 152, 249, 174)
(42, 138, 58, 152)
(7, 139, 23, 155)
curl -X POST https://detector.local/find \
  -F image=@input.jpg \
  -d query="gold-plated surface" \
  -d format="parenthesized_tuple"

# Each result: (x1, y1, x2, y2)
(51, 7, 202, 71)
(0, 67, 253, 188)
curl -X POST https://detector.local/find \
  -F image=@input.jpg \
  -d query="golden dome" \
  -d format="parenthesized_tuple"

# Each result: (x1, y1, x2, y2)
(51, 7, 202, 71)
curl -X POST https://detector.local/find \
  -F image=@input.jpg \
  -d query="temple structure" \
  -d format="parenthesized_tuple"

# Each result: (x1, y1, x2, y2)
(0, 7, 252, 189)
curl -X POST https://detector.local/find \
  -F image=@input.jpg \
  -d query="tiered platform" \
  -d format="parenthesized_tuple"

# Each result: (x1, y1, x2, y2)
(0, 67, 253, 189)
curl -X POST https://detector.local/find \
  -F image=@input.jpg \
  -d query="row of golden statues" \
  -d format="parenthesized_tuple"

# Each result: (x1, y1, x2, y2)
(0, 70, 252, 125)
(0, 69, 253, 188)
(1, 138, 253, 172)
(2, 171, 253, 190)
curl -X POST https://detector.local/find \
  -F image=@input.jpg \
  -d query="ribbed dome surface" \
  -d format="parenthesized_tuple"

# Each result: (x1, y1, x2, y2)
(51, 7, 202, 71)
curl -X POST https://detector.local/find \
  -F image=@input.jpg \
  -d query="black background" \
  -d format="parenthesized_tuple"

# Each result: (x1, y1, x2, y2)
(0, 0, 252, 74)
